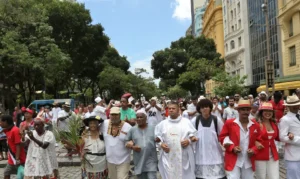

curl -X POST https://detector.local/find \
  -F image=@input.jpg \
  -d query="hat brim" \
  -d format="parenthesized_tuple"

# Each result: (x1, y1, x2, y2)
(110, 112, 120, 115)
(283, 102, 300, 106)
(83, 117, 103, 126)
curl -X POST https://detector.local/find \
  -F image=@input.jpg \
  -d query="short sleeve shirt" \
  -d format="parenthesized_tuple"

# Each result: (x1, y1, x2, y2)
(4, 126, 26, 164)
(120, 108, 136, 121)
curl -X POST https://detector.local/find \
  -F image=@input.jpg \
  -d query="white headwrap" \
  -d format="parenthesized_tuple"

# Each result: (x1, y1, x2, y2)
(136, 109, 147, 116)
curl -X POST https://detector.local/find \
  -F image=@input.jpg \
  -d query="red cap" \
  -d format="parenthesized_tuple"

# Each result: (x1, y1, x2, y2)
(21, 107, 26, 112)
(25, 109, 34, 114)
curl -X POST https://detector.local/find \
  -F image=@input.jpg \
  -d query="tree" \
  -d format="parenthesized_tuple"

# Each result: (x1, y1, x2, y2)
(151, 35, 223, 90)
(212, 72, 249, 97)
(177, 58, 223, 95)
(166, 85, 189, 100)
(0, 0, 70, 105)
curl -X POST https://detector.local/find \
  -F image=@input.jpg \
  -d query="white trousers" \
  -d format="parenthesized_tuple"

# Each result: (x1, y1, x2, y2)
(226, 166, 254, 179)
(107, 162, 130, 179)
(285, 160, 300, 179)
(255, 159, 279, 179)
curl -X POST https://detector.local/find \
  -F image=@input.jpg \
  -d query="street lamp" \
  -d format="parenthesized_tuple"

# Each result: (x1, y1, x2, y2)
(262, 0, 275, 95)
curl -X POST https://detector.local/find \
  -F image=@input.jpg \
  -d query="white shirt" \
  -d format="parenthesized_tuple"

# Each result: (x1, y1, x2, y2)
(51, 107, 61, 121)
(234, 118, 253, 169)
(101, 120, 132, 165)
(223, 107, 238, 120)
(187, 103, 198, 119)
(182, 110, 189, 119)
(94, 105, 107, 120)
(57, 110, 76, 132)
(211, 104, 222, 119)
(146, 104, 163, 126)
(84, 111, 93, 119)
(279, 112, 300, 161)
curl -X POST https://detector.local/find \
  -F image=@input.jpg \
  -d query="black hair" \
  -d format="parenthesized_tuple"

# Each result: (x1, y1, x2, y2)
(191, 96, 198, 101)
(196, 99, 213, 113)
(0, 115, 14, 126)
(229, 96, 235, 100)
(273, 91, 282, 104)
(213, 97, 219, 100)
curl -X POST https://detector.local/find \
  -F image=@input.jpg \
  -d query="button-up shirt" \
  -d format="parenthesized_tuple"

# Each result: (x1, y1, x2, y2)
(234, 119, 254, 169)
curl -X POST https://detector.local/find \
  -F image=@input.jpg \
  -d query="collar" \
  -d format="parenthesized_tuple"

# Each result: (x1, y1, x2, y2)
(234, 118, 254, 128)
(167, 116, 181, 123)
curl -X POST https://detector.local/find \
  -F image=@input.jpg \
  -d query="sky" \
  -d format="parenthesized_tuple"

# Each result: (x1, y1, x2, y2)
(77, 0, 198, 83)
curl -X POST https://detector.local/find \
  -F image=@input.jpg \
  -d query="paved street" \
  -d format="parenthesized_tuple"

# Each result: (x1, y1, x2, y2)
(0, 160, 287, 179)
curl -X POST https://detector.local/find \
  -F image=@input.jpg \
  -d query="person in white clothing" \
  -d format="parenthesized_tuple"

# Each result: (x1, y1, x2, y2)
(155, 101, 197, 179)
(279, 95, 300, 179)
(191, 99, 226, 179)
(94, 97, 107, 120)
(145, 97, 162, 126)
(223, 96, 239, 122)
(51, 103, 61, 123)
(212, 97, 223, 119)
(23, 117, 58, 179)
(100, 107, 132, 179)
(187, 96, 199, 119)
(84, 104, 94, 119)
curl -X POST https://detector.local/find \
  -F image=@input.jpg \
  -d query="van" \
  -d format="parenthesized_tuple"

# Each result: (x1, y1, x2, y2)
(28, 99, 75, 112)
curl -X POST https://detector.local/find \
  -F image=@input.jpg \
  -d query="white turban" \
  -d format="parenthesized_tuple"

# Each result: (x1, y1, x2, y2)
(136, 109, 147, 116)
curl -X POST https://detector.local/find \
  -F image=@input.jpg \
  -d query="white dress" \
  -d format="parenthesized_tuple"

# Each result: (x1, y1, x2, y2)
(155, 116, 197, 179)
(83, 132, 107, 173)
(24, 131, 58, 177)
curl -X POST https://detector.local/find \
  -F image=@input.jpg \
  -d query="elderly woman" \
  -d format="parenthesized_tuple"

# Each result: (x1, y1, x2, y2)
(125, 109, 158, 179)
(255, 102, 280, 179)
(22, 117, 58, 179)
(81, 116, 107, 179)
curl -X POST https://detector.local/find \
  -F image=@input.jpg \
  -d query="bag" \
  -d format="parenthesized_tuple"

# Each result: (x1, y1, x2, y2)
(17, 165, 24, 179)
(195, 115, 218, 136)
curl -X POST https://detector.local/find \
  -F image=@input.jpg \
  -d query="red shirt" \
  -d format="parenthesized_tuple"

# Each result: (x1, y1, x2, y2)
(255, 122, 279, 161)
(4, 126, 26, 165)
(270, 100, 284, 122)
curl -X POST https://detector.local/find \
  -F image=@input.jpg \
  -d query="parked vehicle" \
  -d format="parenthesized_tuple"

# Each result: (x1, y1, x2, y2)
(28, 99, 75, 112)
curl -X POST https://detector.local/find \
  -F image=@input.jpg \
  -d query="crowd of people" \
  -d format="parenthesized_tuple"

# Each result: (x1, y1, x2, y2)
(0, 89, 300, 179)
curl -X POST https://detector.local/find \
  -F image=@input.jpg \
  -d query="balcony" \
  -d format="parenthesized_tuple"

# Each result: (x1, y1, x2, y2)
(279, 0, 300, 16)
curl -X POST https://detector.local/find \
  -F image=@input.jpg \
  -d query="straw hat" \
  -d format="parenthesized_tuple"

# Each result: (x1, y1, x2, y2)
(236, 99, 251, 109)
(284, 95, 300, 106)
(259, 102, 274, 111)
(110, 107, 121, 114)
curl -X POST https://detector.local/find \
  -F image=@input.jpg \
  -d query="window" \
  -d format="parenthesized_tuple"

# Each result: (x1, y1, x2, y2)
(235, 24, 237, 30)
(237, 2, 240, 13)
(289, 19, 293, 37)
(289, 46, 296, 66)
(238, 37, 242, 47)
(226, 44, 228, 52)
(238, 19, 241, 29)
(234, 8, 236, 18)
(232, 26, 234, 32)
(231, 40, 235, 49)
(231, 10, 233, 19)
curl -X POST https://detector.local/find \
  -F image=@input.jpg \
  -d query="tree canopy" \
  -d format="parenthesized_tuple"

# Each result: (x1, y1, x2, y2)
(151, 35, 224, 95)
(0, 0, 159, 109)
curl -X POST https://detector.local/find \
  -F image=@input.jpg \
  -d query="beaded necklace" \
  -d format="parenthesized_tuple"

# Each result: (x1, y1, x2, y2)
(107, 120, 125, 137)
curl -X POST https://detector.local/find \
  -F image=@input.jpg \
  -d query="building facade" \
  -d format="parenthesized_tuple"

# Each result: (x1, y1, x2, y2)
(248, 0, 282, 94)
(194, 5, 207, 36)
(202, 0, 224, 97)
(263, 0, 300, 95)
(223, 0, 252, 86)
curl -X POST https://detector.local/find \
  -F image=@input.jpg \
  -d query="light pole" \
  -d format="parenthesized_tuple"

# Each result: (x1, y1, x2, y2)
(190, 0, 195, 36)
(262, 0, 275, 95)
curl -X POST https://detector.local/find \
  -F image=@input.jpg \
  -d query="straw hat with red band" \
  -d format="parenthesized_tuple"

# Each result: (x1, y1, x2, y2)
(236, 100, 251, 109)
(259, 102, 274, 111)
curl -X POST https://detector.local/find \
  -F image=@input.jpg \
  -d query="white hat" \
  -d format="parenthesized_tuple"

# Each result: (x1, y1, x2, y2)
(150, 97, 158, 101)
(136, 109, 147, 116)
(95, 97, 102, 103)
(225, 96, 229, 99)
(198, 95, 206, 102)
(260, 91, 268, 96)
(284, 95, 300, 106)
